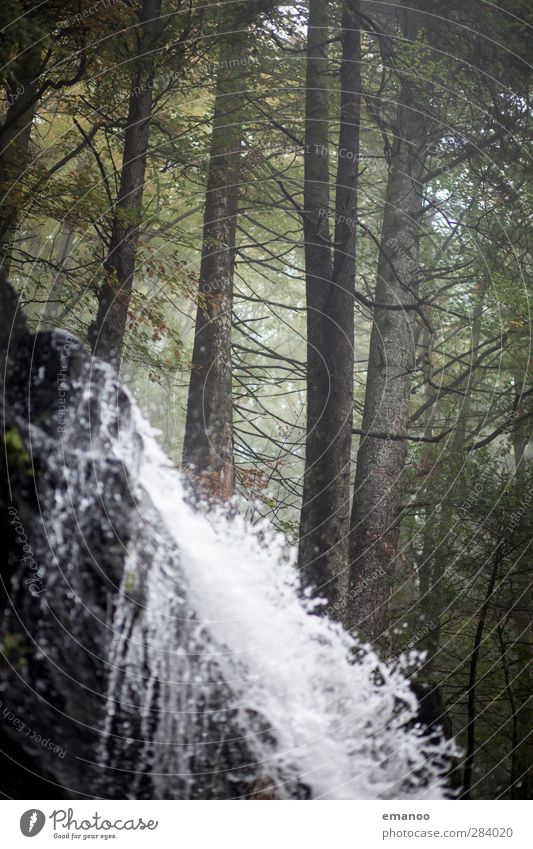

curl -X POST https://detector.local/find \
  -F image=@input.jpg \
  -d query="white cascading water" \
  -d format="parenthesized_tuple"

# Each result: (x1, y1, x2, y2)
(95, 372, 456, 800)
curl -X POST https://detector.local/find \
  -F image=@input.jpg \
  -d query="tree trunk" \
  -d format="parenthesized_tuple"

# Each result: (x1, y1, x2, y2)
(347, 21, 428, 646)
(0, 45, 42, 276)
(89, 0, 162, 368)
(182, 28, 248, 501)
(298, 0, 361, 616)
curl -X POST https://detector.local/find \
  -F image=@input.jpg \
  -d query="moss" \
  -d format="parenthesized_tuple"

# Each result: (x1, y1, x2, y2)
(2, 429, 32, 476)
(123, 571, 138, 594)
(0, 633, 30, 670)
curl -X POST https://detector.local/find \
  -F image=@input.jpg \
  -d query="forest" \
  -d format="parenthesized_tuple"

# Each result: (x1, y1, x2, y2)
(0, 0, 531, 802)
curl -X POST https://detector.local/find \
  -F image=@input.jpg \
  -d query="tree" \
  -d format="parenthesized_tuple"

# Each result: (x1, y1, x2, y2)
(182, 24, 249, 499)
(0, 0, 89, 276)
(346, 3, 433, 647)
(299, 0, 361, 614)
(89, 0, 163, 367)
(182, 0, 277, 499)
(0, 44, 43, 276)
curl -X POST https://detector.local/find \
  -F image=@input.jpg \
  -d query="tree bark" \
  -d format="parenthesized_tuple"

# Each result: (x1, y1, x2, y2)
(347, 12, 428, 646)
(298, 0, 361, 616)
(0, 45, 42, 276)
(182, 27, 248, 501)
(89, 0, 162, 368)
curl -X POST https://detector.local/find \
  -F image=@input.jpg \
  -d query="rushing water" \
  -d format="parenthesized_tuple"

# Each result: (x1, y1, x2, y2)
(78, 367, 457, 800)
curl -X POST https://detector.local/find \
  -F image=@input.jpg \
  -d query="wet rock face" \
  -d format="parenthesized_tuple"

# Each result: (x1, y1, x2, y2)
(0, 280, 139, 797)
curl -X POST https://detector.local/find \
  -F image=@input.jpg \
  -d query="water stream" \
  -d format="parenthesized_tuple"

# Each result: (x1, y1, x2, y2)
(88, 369, 456, 799)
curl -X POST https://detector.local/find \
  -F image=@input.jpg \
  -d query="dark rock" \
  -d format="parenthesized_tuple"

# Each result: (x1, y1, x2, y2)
(0, 276, 139, 797)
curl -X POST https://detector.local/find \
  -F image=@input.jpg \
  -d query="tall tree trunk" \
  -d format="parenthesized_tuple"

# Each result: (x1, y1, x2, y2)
(89, 0, 162, 368)
(0, 45, 42, 276)
(182, 28, 248, 501)
(347, 13, 428, 646)
(298, 0, 361, 616)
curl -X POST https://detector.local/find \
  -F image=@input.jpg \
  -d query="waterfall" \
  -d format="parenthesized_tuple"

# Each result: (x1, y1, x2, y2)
(0, 319, 456, 799)
(93, 370, 456, 800)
